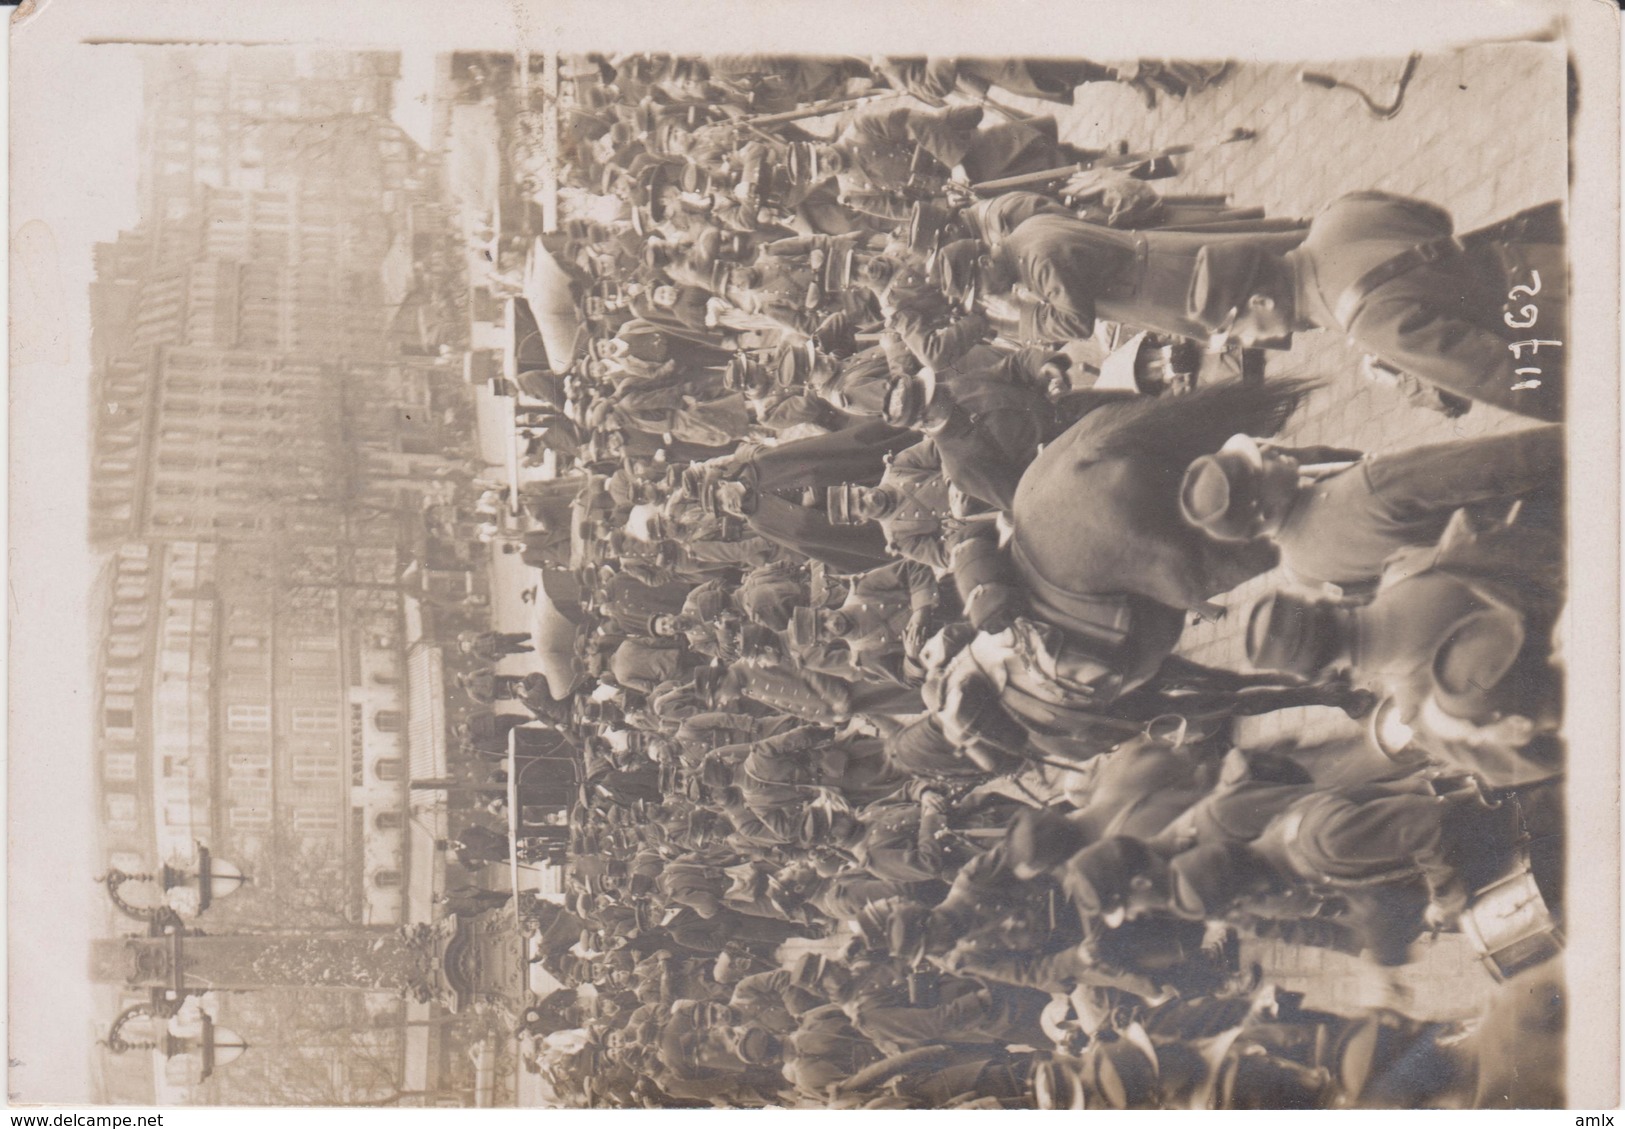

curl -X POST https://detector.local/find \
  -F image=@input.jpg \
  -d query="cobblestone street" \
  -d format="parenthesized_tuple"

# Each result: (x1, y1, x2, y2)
(1017, 42, 1571, 1019)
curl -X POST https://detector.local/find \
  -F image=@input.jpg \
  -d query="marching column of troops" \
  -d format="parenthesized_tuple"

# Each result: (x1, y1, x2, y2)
(468, 52, 1567, 1108)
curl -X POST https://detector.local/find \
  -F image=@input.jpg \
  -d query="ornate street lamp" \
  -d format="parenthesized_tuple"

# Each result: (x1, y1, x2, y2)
(99, 842, 247, 922)
(102, 1006, 249, 1084)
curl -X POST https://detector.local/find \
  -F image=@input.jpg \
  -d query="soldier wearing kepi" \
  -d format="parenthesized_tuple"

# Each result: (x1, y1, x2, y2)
(788, 558, 941, 688)
(1178, 424, 1563, 591)
(827, 440, 957, 571)
(796, 103, 1101, 224)
(1186, 194, 1565, 420)
(1243, 510, 1564, 787)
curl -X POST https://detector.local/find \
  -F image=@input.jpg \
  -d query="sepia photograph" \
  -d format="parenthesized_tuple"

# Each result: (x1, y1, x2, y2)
(8, 0, 1619, 1113)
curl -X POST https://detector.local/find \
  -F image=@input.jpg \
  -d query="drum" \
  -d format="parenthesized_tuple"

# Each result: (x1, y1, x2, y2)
(1459, 862, 1564, 982)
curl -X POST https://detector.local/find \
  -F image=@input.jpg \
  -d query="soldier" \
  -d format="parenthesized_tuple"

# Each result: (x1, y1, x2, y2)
(872, 55, 1136, 107)
(828, 439, 957, 570)
(788, 558, 941, 687)
(971, 212, 1305, 344)
(608, 636, 688, 695)
(884, 346, 1128, 511)
(845, 975, 1053, 1056)
(1244, 511, 1564, 785)
(687, 419, 920, 573)
(458, 629, 536, 661)
(1179, 425, 1562, 591)
(779, 1002, 890, 1100)
(1171, 775, 1521, 959)
(1186, 194, 1564, 420)
(457, 667, 532, 705)
(800, 103, 1099, 224)
(734, 560, 813, 631)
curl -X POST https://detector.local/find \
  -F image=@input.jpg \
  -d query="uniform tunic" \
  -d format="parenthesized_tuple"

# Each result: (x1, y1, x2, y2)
(1001, 214, 1305, 343)
(1284, 192, 1564, 420)
(1274, 425, 1562, 589)
(873, 440, 957, 569)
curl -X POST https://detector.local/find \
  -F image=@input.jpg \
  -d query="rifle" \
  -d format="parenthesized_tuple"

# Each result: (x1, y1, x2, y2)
(969, 127, 1256, 195)
(726, 91, 899, 133)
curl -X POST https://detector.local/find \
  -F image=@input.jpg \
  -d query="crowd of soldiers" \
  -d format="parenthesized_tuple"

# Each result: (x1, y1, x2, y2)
(463, 52, 1568, 1109)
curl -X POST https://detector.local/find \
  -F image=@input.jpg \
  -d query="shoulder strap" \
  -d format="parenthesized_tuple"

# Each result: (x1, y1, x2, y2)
(1332, 235, 1464, 330)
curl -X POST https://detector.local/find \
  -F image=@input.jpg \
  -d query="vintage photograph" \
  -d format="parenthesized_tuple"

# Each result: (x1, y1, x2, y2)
(8, 0, 1618, 1112)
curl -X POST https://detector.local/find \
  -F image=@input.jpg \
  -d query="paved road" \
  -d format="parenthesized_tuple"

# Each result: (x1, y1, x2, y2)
(1027, 42, 1570, 1017)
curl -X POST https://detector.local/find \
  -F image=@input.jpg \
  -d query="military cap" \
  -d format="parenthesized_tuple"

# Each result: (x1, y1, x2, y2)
(724, 353, 764, 393)
(699, 756, 736, 789)
(881, 368, 937, 428)
(1167, 842, 1276, 920)
(949, 528, 1027, 633)
(907, 200, 957, 255)
(708, 260, 736, 297)
(1178, 433, 1268, 542)
(1244, 591, 1344, 679)
(631, 98, 660, 135)
(788, 605, 821, 649)
(647, 118, 689, 156)
(1085, 1032, 1161, 1109)
(800, 804, 842, 847)
(927, 238, 985, 297)
(577, 84, 613, 112)
(789, 951, 828, 989)
(1187, 242, 1270, 333)
(696, 477, 724, 518)
(1006, 808, 1092, 879)
(784, 140, 822, 186)
(1430, 604, 1526, 722)
(772, 340, 809, 387)
(641, 240, 671, 270)
(1062, 836, 1156, 919)
(1032, 1058, 1088, 1109)
(825, 481, 864, 527)
(849, 895, 907, 952)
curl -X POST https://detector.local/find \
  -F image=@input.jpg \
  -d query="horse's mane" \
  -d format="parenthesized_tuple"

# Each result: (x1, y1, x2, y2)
(1069, 376, 1321, 472)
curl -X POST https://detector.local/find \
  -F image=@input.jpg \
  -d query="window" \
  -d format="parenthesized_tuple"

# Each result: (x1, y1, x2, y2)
(293, 807, 339, 832)
(229, 635, 264, 652)
(372, 869, 402, 889)
(106, 793, 139, 829)
(104, 751, 138, 782)
(227, 704, 270, 733)
(373, 758, 403, 783)
(372, 710, 402, 734)
(228, 752, 270, 778)
(104, 708, 136, 734)
(289, 649, 336, 672)
(229, 806, 271, 830)
(374, 811, 404, 831)
(292, 755, 340, 782)
(292, 707, 340, 733)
